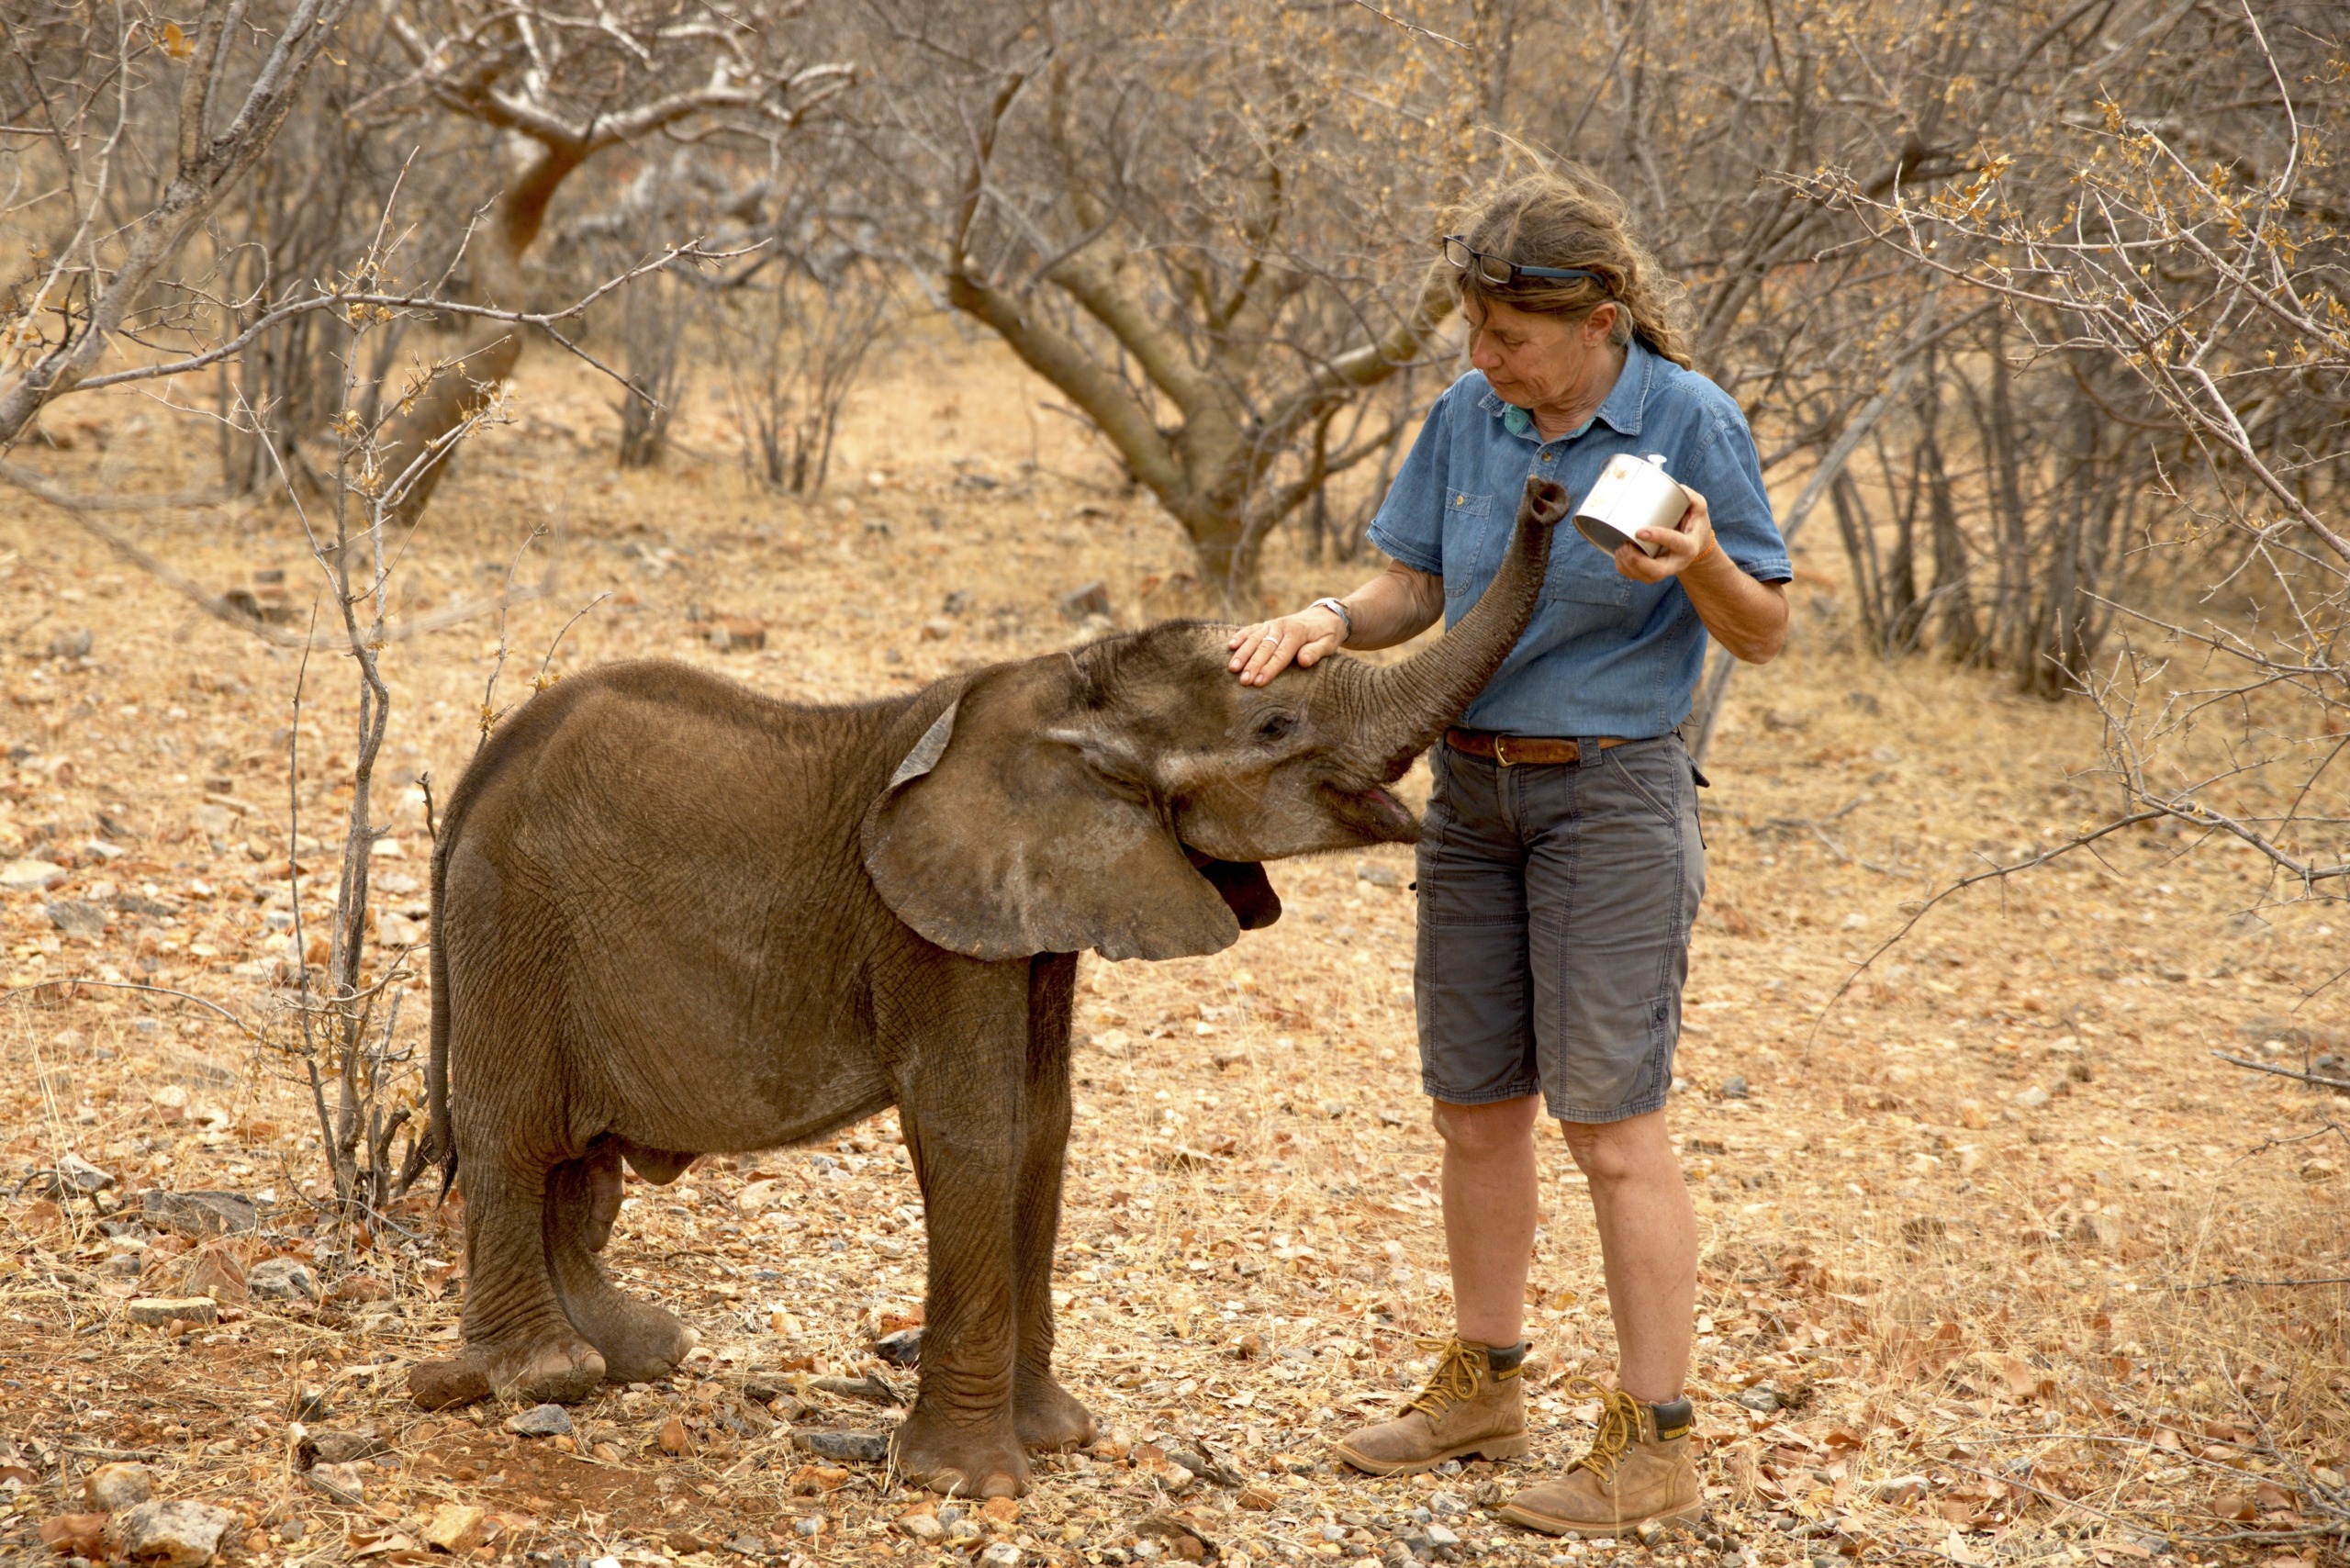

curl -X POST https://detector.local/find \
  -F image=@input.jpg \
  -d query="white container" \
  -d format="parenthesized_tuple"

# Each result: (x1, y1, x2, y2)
(1572, 453, 1691, 558)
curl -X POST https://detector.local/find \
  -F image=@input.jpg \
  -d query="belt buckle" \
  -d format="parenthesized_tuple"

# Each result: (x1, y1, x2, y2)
(1492, 734, 1515, 767)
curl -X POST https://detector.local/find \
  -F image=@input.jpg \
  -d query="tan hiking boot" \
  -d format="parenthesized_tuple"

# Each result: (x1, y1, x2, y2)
(1498, 1380, 1699, 1538)
(1332, 1337, 1530, 1476)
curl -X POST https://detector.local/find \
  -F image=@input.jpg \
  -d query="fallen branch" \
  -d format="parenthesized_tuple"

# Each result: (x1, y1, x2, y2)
(2210, 1051, 2350, 1092)
(0, 463, 296, 644)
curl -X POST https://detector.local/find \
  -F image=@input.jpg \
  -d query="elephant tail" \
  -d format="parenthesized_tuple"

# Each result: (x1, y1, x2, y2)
(423, 902, 456, 1199)
(400, 837, 458, 1200)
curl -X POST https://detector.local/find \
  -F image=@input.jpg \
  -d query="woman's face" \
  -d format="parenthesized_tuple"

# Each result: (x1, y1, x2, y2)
(1465, 297, 1622, 414)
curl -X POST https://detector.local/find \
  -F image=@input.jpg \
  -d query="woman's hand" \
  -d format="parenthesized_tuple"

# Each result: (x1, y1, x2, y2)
(1613, 483, 1789, 662)
(1226, 603, 1348, 687)
(1612, 485, 1718, 582)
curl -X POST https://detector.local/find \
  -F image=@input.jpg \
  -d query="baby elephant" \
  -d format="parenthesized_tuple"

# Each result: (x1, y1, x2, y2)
(407, 478, 1567, 1496)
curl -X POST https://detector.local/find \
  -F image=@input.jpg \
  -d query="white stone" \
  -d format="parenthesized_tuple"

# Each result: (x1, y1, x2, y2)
(0, 859, 67, 891)
(109, 1499, 234, 1566)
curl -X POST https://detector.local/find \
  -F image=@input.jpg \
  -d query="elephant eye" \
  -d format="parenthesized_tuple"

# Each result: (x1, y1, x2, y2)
(1254, 711, 1299, 744)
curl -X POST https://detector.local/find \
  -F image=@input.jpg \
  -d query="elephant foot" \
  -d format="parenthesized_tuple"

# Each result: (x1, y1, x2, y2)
(891, 1405, 1030, 1499)
(494, 1334, 607, 1404)
(1014, 1371, 1097, 1451)
(414, 1333, 607, 1409)
(408, 1355, 492, 1410)
(572, 1294, 700, 1384)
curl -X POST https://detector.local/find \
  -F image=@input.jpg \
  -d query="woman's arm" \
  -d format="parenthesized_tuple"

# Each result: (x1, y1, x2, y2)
(1226, 559, 1445, 686)
(1614, 487, 1787, 664)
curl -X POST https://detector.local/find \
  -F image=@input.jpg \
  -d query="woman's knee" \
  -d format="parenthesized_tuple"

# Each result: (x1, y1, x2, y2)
(1430, 1095, 1541, 1161)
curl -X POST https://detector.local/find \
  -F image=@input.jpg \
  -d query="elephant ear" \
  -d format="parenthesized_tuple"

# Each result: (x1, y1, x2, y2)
(861, 666, 1243, 962)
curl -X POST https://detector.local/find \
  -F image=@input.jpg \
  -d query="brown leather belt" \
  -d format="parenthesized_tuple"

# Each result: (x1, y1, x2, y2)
(1445, 727, 1629, 767)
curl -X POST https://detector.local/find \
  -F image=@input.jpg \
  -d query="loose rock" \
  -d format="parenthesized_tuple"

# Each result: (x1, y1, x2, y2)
(506, 1403, 574, 1438)
(793, 1428, 890, 1463)
(44, 899, 106, 938)
(873, 1327, 923, 1365)
(141, 1191, 259, 1238)
(248, 1258, 318, 1301)
(183, 1247, 247, 1305)
(1718, 1076, 1750, 1100)
(110, 1498, 234, 1566)
(126, 1296, 219, 1327)
(0, 858, 68, 891)
(305, 1461, 368, 1502)
(2012, 1084, 2052, 1111)
(57, 1150, 116, 1193)
(2070, 1213, 2124, 1249)
(1058, 581, 1113, 621)
(421, 1504, 487, 1553)
(297, 1428, 388, 1469)
(85, 1461, 155, 1511)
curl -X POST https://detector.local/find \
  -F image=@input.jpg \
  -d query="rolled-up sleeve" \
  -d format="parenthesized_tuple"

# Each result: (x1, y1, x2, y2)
(1365, 392, 1452, 578)
(1688, 404, 1790, 584)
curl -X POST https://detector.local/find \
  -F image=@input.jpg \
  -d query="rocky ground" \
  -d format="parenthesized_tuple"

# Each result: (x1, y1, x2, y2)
(0, 332, 2343, 1568)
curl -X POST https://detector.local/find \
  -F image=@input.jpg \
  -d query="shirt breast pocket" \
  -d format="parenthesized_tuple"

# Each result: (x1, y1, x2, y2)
(1441, 491, 1498, 595)
(1543, 560, 1633, 611)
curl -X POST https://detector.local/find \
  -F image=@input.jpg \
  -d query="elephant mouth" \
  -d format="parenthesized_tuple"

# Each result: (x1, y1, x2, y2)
(1182, 848, 1283, 931)
(1322, 782, 1420, 843)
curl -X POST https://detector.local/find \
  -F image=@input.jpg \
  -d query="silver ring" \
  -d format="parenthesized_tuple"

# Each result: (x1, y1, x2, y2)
(1261, 632, 1279, 642)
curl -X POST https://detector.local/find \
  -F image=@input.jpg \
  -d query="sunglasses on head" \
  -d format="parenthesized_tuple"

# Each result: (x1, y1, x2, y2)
(1442, 235, 1607, 291)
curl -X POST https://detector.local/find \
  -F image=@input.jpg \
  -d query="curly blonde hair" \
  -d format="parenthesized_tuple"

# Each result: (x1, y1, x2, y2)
(1439, 170, 1692, 370)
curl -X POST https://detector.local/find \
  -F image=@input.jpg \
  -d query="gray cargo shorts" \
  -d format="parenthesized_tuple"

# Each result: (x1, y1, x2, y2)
(1413, 734, 1706, 1124)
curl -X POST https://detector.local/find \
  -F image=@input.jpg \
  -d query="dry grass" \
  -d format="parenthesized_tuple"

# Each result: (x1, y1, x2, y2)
(0, 327, 2343, 1568)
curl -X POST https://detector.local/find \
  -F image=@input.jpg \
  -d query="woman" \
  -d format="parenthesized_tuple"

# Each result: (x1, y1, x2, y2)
(1228, 172, 1790, 1538)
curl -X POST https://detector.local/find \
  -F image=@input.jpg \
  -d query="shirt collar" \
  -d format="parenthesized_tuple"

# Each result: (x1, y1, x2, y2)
(1475, 340, 1656, 441)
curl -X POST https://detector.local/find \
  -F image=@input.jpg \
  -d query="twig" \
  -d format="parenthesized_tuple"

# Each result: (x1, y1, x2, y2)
(1343, 0, 1468, 50)
(1807, 811, 2168, 1040)
(2166, 1273, 2350, 1292)
(532, 592, 609, 691)
(0, 463, 296, 644)
(0, 979, 259, 1040)
(2210, 1051, 2350, 1092)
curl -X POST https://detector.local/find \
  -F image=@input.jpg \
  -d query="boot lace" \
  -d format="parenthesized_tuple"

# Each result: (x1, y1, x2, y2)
(1559, 1377, 1642, 1482)
(1404, 1337, 1516, 1421)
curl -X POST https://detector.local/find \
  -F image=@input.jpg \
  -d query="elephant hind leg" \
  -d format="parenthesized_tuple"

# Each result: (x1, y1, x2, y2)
(546, 1141, 699, 1384)
(409, 1154, 604, 1409)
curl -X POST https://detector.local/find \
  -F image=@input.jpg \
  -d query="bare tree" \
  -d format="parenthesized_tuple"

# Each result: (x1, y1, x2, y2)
(1814, 1, 2349, 914)
(0, 0, 355, 446)
(859, 1, 1475, 603)
(359, 0, 851, 520)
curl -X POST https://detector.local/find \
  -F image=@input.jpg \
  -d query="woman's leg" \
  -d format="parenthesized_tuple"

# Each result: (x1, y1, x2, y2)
(1558, 1108, 1695, 1402)
(1432, 1094, 1543, 1348)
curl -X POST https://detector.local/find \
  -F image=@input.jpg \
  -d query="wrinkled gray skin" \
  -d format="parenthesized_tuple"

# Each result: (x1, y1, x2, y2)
(406, 477, 1567, 1497)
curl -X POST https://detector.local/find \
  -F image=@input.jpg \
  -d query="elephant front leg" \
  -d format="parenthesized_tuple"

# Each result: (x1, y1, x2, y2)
(893, 1100, 1030, 1498)
(1012, 952, 1095, 1452)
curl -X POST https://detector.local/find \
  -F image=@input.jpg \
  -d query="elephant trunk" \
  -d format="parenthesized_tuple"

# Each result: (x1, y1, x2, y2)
(1350, 476, 1565, 779)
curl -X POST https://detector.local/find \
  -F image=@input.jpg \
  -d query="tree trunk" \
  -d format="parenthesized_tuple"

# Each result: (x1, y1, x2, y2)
(371, 143, 586, 524)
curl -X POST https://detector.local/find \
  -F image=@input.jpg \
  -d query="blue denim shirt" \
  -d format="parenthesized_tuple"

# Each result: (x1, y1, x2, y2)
(1367, 343, 1790, 739)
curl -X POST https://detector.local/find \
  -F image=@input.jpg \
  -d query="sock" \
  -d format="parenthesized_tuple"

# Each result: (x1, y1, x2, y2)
(1483, 1341, 1527, 1374)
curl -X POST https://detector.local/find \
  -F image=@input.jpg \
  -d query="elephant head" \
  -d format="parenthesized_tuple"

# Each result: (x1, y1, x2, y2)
(863, 476, 1568, 961)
